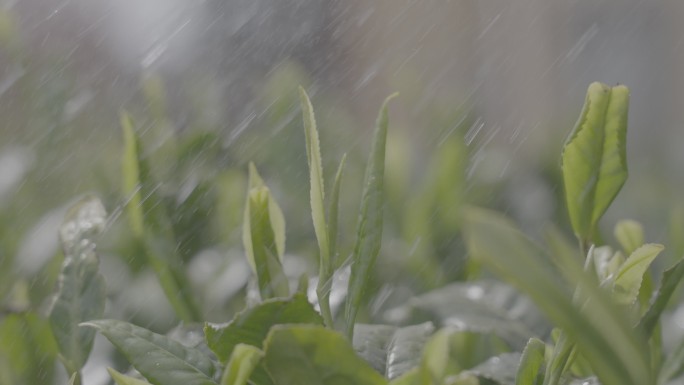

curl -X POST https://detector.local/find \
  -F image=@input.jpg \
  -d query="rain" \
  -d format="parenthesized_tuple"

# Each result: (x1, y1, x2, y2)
(2, 1, 684, 384)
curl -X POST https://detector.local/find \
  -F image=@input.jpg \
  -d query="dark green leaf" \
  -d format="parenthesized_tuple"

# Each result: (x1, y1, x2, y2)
(82, 319, 219, 385)
(387, 280, 548, 349)
(263, 325, 388, 385)
(467, 353, 521, 385)
(639, 257, 684, 337)
(561, 83, 629, 242)
(205, 294, 323, 363)
(353, 322, 434, 379)
(345, 93, 398, 338)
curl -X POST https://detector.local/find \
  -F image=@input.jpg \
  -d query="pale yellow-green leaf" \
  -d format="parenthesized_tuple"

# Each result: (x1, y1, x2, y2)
(299, 86, 333, 326)
(613, 243, 664, 305)
(242, 163, 289, 299)
(107, 368, 152, 385)
(562, 83, 629, 242)
(614, 220, 644, 255)
(220, 344, 264, 385)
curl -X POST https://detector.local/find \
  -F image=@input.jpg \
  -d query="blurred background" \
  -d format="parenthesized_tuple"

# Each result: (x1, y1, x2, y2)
(3, 0, 684, 383)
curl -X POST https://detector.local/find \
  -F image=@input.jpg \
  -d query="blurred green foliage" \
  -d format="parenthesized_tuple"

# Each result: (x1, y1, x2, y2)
(4, 8, 684, 384)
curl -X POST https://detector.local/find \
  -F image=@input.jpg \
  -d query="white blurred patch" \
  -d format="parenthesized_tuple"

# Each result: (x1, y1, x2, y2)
(15, 207, 66, 276)
(0, 147, 34, 203)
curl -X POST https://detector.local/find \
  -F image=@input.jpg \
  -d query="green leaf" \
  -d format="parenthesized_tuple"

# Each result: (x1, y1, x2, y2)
(639, 257, 684, 337)
(49, 196, 107, 374)
(263, 325, 388, 385)
(121, 112, 145, 238)
(612, 243, 663, 305)
(108, 368, 153, 385)
(614, 220, 644, 255)
(591, 246, 624, 284)
(345, 93, 398, 338)
(568, 378, 599, 385)
(82, 319, 219, 385)
(418, 328, 455, 384)
(463, 207, 652, 385)
(387, 280, 548, 349)
(120, 112, 201, 322)
(466, 353, 521, 385)
(516, 338, 546, 385)
(542, 331, 575, 385)
(387, 368, 420, 385)
(328, 153, 347, 266)
(242, 163, 289, 300)
(299, 86, 334, 327)
(561, 83, 629, 242)
(353, 322, 434, 379)
(220, 344, 264, 385)
(205, 294, 323, 363)
(0, 312, 58, 385)
(658, 334, 684, 384)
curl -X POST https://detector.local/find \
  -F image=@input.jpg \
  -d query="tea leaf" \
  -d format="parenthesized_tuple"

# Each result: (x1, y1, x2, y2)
(242, 163, 289, 300)
(418, 328, 456, 384)
(612, 243, 663, 305)
(0, 312, 58, 385)
(463, 207, 652, 385)
(562, 83, 629, 243)
(328, 153, 347, 264)
(639, 256, 684, 337)
(388, 280, 547, 349)
(120, 112, 201, 322)
(49, 196, 106, 375)
(516, 338, 546, 385)
(299, 86, 333, 327)
(82, 319, 218, 385)
(107, 368, 153, 385)
(220, 344, 264, 385)
(614, 220, 644, 255)
(658, 334, 684, 384)
(353, 322, 434, 380)
(205, 294, 323, 363)
(263, 325, 388, 385)
(466, 352, 521, 385)
(387, 368, 420, 385)
(345, 93, 398, 338)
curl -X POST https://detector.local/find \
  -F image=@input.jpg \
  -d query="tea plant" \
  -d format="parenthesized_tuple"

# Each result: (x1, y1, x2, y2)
(5, 82, 684, 385)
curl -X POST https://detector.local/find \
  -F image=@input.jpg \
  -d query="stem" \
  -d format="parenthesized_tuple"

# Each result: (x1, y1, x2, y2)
(543, 238, 591, 385)
(317, 284, 334, 329)
(70, 371, 82, 385)
(316, 257, 334, 328)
